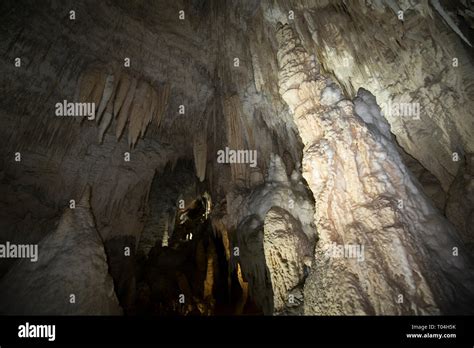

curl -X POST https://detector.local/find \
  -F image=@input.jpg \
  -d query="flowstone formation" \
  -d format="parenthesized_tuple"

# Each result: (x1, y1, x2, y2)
(276, 23, 474, 315)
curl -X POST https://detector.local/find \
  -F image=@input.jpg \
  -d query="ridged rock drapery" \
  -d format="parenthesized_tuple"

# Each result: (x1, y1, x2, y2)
(76, 67, 170, 148)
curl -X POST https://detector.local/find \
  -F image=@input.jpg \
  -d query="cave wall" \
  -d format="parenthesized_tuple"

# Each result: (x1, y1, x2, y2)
(0, 0, 473, 315)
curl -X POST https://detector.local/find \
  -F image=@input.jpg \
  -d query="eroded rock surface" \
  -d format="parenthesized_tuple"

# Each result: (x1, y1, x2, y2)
(263, 207, 312, 315)
(1, 0, 473, 316)
(0, 187, 122, 315)
(276, 23, 474, 315)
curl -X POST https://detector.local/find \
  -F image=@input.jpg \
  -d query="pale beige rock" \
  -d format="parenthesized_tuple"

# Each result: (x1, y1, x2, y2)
(263, 207, 312, 314)
(140, 85, 155, 138)
(96, 74, 116, 122)
(78, 69, 102, 103)
(1, 0, 473, 317)
(113, 73, 132, 118)
(98, 98, 114, 143)
(276, 24, 474, 315)
(128, 80, 149, 148)
(292, 0, 474, 192)
(116, 77, 137, 140)
(193, 130, 207, 182)
(89, 72, 106, 111)
(154, 85, 170, 126)
(224, 95, 252, 185)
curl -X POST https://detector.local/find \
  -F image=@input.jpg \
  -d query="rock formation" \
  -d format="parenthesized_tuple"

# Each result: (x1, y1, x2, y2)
(276, 23, 474, 314)
(0, 187, 122, 315)
(0, 0, 473, 316)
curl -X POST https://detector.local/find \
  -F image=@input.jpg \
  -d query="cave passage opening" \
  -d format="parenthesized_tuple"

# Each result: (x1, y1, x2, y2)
(131, 162, 261, 315)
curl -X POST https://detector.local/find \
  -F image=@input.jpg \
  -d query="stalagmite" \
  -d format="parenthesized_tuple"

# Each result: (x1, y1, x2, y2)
(263, 207, 311, 314)
(0, 187, 123, 315)
(297, 1, 474, 192)
(2, 0, 474, 319)
(276, 23, 474, 315)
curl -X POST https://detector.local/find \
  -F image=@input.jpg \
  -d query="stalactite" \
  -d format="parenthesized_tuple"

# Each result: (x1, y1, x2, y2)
(430, 0, 472, 47)
(140, 87, 156, 138)
(115, 77, 137, 140)
(193, 129, 207, 182)
(96, 74, 115, 123)
(98, 98, 114, 143)
(4, 0, 474, 319)
(147, 84, 170, 138)
(89, 72, 106, 110)
(127, 81, 150, 148)
(155, 84, 170, 126)
(224, 95, 248, 185)
(113, 73, 132, 117)
(75, 67, 171, 147)
(79, 69, 101, 103)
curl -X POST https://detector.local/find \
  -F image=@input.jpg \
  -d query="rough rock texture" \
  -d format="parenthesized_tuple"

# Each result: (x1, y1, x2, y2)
(273, 0, 474, 242)
(0, 187, 122, 315)
(445, 153, 474, 253)
(290, 0, 474, 190)
(1, 0, 473, 316)
(75, 67, 170, 148)
(263, 207, 312, 315)
(223, 152, 315, 313)
(276, 23, 474, 315)
(234, 214, 272, 314)
(138, 161, 197, 259)
(253, 0, 474, 251)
